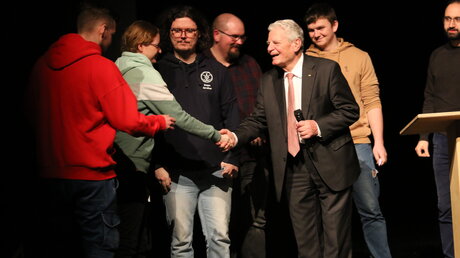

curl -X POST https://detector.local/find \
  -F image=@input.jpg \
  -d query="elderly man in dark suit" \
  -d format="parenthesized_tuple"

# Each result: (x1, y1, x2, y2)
(222, 19, 360, 258)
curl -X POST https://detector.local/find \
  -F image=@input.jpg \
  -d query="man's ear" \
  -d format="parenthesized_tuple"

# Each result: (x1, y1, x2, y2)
(332, 20, 339, 33)
(213, 29, 220, 41)
(292, 37, 303, 53)
(97, 23, 108, 39)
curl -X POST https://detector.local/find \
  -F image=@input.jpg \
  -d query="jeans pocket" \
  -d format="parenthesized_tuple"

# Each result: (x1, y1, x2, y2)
(101, 210, 120, 250)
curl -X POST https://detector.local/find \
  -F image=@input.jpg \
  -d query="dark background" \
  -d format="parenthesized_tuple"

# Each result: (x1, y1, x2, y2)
(8, 0, 451, 257)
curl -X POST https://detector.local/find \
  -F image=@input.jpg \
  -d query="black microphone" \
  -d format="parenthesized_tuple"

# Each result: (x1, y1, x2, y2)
(294, 109, 304, 122)
(294, 109, 316, 160)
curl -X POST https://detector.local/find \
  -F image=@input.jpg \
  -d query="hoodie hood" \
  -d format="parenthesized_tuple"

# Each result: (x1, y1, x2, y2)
(45, 33, 101, 70)
(306, 37, 382, 144)
(306, 38, 354, 63)
(116, 51, 153, 75)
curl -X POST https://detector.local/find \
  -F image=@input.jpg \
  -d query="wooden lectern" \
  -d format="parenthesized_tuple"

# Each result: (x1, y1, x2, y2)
(400, 111, 460, 257)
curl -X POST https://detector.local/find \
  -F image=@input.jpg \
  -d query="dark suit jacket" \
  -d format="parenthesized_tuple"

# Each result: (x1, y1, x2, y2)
(234, 54, 360, 201)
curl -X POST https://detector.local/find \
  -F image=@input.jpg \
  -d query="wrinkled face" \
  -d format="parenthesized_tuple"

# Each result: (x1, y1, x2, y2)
(266, 26, 301, 70)
(170, 17, 199, 53)
(306, 18, 338, 51)
(214, 22, 246, 61)
(139, 34, 161, 64)
(444, 2, 460, 40)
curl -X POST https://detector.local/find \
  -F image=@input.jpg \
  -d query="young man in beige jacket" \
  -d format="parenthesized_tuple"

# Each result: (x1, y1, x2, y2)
(304, 3, 391, 258)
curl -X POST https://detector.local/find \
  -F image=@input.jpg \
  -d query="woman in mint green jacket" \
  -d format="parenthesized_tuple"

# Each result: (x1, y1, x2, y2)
(113, 20, 227, 258)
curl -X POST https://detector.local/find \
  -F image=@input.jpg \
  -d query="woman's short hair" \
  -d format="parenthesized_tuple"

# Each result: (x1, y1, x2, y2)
(121, 20, 159, 53)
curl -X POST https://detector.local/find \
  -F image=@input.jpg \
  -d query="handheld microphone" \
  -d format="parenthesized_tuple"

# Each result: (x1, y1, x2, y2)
(294, 108, 314, 159)
(294, 109, 304, 122)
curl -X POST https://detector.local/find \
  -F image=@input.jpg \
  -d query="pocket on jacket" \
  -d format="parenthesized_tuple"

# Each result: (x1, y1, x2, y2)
(329, 134, 353, 151)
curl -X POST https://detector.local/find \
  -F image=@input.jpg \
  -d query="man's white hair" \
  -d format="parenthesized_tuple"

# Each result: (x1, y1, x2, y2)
(268, 19, 304, 46)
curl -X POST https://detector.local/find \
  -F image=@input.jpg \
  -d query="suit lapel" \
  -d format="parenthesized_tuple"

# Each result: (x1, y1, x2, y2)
(273, 68, 287, 137)
(301, 55, 316, 118)
(272, 57, 315, 137)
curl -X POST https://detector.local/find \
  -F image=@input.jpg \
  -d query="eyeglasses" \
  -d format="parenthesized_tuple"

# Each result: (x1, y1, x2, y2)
(444, 16, 460, 24)
(170, 28, 198, 37)
(149, 43, 161, 49)
(217, 29, 247, 42)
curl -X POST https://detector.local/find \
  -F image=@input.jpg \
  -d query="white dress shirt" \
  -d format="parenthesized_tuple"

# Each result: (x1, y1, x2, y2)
(283, 54, 304, 112)
(283, 55, 321, 139)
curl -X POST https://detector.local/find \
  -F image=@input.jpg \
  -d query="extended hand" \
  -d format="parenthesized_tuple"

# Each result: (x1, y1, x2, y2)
(161, 115, 176, 130)
(217, 129, 236, 152)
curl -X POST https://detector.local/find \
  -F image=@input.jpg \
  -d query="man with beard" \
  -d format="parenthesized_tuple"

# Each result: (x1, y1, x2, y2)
(204, 13, 269, 258)
(155, 5, 240, 258)
(415, 1, 460, 257)
(113, 20, 231, 258)
(304, 3, 391, 258)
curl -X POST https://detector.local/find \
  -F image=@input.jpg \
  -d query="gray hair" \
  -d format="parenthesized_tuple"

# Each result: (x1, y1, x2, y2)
(268, 19, 304, 47)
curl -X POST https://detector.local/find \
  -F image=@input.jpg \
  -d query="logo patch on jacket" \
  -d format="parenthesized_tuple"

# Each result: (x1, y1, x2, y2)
(200, 71, 213, 90)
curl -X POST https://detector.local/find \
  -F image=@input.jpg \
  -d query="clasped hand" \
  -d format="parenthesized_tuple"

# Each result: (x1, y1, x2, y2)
(216, 129, 236, 152)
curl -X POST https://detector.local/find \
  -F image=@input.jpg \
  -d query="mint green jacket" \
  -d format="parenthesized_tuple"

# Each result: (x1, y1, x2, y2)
(115, 52, 220, 173)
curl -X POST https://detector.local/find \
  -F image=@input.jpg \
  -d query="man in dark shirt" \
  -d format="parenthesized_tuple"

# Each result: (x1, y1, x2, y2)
(155, 5, 240, 258)
(415, 1, 460, 257)
(204, 13, 269, 258)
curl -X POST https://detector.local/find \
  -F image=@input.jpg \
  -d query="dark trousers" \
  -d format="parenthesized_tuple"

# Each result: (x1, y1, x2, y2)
(230, 146, 270, 258)
(115, 171, 152, 258)
(37, 178, 119, 258)
(115, 202, 151, 258)
(285, 147, 352, 258)
(433, 133, 454, 258)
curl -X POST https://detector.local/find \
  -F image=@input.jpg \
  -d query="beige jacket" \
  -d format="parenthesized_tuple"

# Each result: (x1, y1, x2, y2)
(306, 38, 381, 144)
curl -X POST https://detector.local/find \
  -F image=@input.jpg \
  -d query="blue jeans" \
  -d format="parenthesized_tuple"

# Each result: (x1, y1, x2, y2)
(353, 144, 391, 258)
(38, 178, 120, 258)
(164, 168, 232, 258)
(433, 133, 454, 258)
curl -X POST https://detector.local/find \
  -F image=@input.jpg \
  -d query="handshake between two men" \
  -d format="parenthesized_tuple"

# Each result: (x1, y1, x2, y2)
(212, 117, 319, 181)
(215, 118, 320, 152)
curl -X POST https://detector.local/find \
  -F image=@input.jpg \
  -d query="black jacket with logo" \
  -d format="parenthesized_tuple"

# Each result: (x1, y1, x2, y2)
(155, 52, 240, 171)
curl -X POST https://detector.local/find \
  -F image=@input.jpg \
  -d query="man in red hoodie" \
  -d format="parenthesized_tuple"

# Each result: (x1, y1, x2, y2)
(28, 5, 175, 258)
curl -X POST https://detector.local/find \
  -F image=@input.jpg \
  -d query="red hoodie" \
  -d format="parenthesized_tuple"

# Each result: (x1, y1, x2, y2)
(29, 33, 166, 180)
